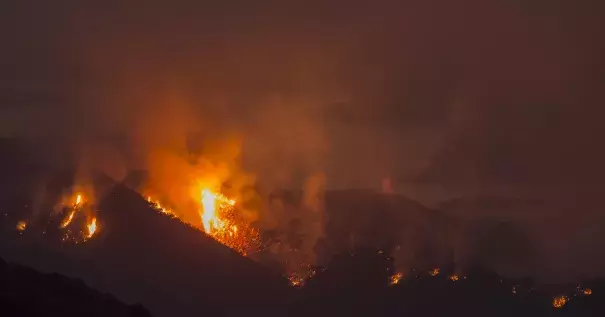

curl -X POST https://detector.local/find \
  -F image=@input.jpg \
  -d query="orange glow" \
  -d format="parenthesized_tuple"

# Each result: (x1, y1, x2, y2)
(389, 272, 403, 285)
(146, 188, 258, 255)
(60, 193, 84, 229)
(16, 221, 27, 232)
(87, 218, 97, 238)
(60, 210, 76, 228)
(288, 275, 305, 287)
(448, 274, 459, 282)
(552, 296, 568, 309)
(429, 268, 440, 276)
(147, 196, 173, 215)
(583, 288, 592, 295)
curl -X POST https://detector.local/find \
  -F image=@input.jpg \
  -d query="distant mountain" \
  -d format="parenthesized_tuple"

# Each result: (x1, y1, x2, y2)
(0, 256, 151, 317)
(267, 189, 457, 268)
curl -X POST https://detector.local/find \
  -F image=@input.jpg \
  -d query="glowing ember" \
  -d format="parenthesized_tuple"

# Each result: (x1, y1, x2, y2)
(552, 296, 568, 309)
(583, 288, 592, 295)
(389, 272, 403, 285)
(288, 275, 305, 287)
(86, 218, 97, 238)
(16, 221, 27, 232)
(429, 268, 440, 276)
(448, 274, 459, 282)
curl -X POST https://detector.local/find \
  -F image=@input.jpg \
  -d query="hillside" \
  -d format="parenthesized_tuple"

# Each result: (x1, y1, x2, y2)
(0, 256, 151, 317)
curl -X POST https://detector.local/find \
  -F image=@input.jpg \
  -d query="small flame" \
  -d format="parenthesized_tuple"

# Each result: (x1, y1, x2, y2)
(389, 272, 403, 285)
(583, 288, 592, 296)
(148, 196, 173, 215)
(288, 275, 305, 287)
(86, 218, 97, 238)
(61, 193, 84, 229)
(552, 296, 568, 309)
(429, 268, 440, 276)
(16, 221, 27, 232)
(448, 274, 459, 282)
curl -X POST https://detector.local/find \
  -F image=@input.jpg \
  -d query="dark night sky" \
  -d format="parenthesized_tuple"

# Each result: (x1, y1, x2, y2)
(1, 0, 604, 190)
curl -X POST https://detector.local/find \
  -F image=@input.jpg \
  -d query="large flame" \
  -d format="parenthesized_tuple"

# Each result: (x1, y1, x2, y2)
(147, 187, 259, 255)
(200, 189, 235, 233)
(87, 218, 97, 238)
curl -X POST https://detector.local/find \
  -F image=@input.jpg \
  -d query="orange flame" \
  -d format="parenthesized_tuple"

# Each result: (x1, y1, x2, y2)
(60, 210, 76, 228)
(552, 296, 568, 309)
(429, 268, 440, 276)
(288, 275, 305, 287)
(147, 188, 257, 255)
(87, 218, 97, 238)
(389, 272, 403, 285)
(147, 196, 173, 215)
(16, 221, 27, 232)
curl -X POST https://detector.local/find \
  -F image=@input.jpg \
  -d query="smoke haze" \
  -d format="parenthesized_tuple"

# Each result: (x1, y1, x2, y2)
(1, 0, 605, 280)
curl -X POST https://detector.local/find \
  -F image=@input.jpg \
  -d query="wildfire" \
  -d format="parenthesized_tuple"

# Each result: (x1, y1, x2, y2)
(16, 221, 27, 232)
(429, 268, 440, 276)
(552, 296, 568, 309)
(389, 272, 404, 285)
(86, 218, 97, 238)
(147, 196, 173, 215)
(60, 210, 76, 228)
(61, 193, 83, 228)
(288, 275, 305, 287)
(200, 189, 234, 232)
(146, 188, 259, 255)
(448, 274, 459, 282)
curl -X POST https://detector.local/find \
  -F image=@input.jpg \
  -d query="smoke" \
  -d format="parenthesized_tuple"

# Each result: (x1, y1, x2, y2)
(2, 0, 604, 282)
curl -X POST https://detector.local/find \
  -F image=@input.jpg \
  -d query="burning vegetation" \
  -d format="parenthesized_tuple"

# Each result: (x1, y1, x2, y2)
(147, 187, 260, 255)
(552, 295, 568, 309)
(13, 192, 100, 243)
(57, 193, 99, 243)
(389, 272, 404, 285)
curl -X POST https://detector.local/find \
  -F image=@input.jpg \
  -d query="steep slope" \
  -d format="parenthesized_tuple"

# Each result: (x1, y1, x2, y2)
(1, 183, 292, 317)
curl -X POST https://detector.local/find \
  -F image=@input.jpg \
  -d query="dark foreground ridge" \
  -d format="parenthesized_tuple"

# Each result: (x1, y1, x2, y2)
(0, 256, 151, 317)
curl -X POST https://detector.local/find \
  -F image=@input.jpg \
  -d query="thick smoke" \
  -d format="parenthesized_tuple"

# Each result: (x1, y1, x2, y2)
(2, 0, 604, 281)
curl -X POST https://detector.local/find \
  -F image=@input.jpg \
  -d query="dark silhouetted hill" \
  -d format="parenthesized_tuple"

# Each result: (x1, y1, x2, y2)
(1, 175, 292, 317)
(0, 256, 152, 317)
